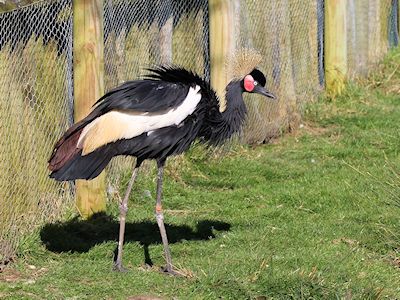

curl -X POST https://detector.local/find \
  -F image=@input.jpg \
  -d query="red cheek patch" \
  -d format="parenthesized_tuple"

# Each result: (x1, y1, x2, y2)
(244, 75, 255, 92)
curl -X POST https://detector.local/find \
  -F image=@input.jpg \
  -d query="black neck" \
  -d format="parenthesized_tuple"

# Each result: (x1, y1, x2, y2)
(198, 80, 247, 146)
(223, 80, 247, 122)
(212, 79, 247, 144)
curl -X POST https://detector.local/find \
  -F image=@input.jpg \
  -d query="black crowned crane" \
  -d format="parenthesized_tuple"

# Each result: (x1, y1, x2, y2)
(48, 49, 276, 275)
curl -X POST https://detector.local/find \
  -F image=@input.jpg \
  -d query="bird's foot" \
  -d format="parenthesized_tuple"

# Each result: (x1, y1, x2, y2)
(113, 262, 129, 273)
(160, 265, 183, 277)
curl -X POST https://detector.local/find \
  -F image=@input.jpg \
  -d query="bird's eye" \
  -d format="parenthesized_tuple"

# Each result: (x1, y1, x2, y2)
(254, 81, 258, 86)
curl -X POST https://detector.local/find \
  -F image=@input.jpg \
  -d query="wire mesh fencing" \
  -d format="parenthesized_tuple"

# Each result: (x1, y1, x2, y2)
(102, 0, 210, 188)
(346, 0, 395, 78)
(235, 1, 322, 144)
(0, 0, 398, 266)
(237, 0, 398, 144)
(0, 0, 74, 265)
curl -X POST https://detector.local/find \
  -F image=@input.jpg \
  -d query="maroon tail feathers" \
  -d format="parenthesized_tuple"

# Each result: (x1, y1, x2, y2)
(48, 118, 115, 181)
(48, 128, 83, 172)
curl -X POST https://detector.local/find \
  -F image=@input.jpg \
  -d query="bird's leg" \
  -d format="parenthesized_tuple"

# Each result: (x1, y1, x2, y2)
(155, 162, 179, 276)
(113, 166, 139, 272)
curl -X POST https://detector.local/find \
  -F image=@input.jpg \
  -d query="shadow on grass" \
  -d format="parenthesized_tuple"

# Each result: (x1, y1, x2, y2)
(40, 213, 230, 264)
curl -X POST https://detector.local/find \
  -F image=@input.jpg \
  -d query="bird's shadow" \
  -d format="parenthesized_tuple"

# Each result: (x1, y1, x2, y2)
(40, 213, 230, 265)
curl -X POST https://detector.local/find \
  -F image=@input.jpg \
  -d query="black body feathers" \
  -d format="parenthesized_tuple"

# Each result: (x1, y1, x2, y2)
(49, 66, 248, 181)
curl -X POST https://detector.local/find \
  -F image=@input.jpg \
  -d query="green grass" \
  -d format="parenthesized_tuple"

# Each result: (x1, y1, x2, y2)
(1, 51, 400, 299)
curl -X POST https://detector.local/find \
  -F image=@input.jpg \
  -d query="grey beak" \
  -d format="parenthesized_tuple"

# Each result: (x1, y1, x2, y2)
(253, 85, 276, 99)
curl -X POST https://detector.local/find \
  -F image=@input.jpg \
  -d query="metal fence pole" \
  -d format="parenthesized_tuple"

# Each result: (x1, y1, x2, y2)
(317, 0, 325, 86)
(73, 0, 106, 218)
(388, 0, 399, 47)
(396, 0, 399, 47)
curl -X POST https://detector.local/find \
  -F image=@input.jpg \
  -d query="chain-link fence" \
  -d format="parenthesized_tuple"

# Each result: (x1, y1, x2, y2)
(346, 1, 395, 77)
(102, 0, 209, 187)
(0, 0, 74, 265)
(237, 1, 322, 144)
(239, 0, 397, 144)
(0, 0, 398, 266)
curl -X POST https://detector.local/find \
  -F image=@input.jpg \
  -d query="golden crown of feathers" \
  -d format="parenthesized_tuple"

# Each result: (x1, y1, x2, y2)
(216, 48, 263, 112)
(228, 48, 263, 80)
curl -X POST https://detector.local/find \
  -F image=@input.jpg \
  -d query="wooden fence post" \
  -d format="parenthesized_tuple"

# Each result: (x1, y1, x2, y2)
(209, 0, 237, 112)
(73, 0, 106, 218)
(325, 0, 347, 96)
(159, 0, 173, 64)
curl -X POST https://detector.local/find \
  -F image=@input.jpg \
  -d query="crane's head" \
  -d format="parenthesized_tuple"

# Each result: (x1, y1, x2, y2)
(242, 68, 276, 99)
(230, 48, 276, 100)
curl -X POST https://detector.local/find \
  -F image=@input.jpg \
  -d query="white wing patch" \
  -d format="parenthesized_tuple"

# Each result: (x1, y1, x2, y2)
(78, 85, 201, 155)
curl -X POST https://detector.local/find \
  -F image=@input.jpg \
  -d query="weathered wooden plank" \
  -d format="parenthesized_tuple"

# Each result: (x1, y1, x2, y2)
(73, 0, 106, 218)
(325, 0, 347, 96)
(209, 0, 237, 112)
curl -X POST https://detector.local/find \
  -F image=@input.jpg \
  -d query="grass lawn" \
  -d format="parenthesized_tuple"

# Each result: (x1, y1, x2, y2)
(1, 51, 400, 299)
